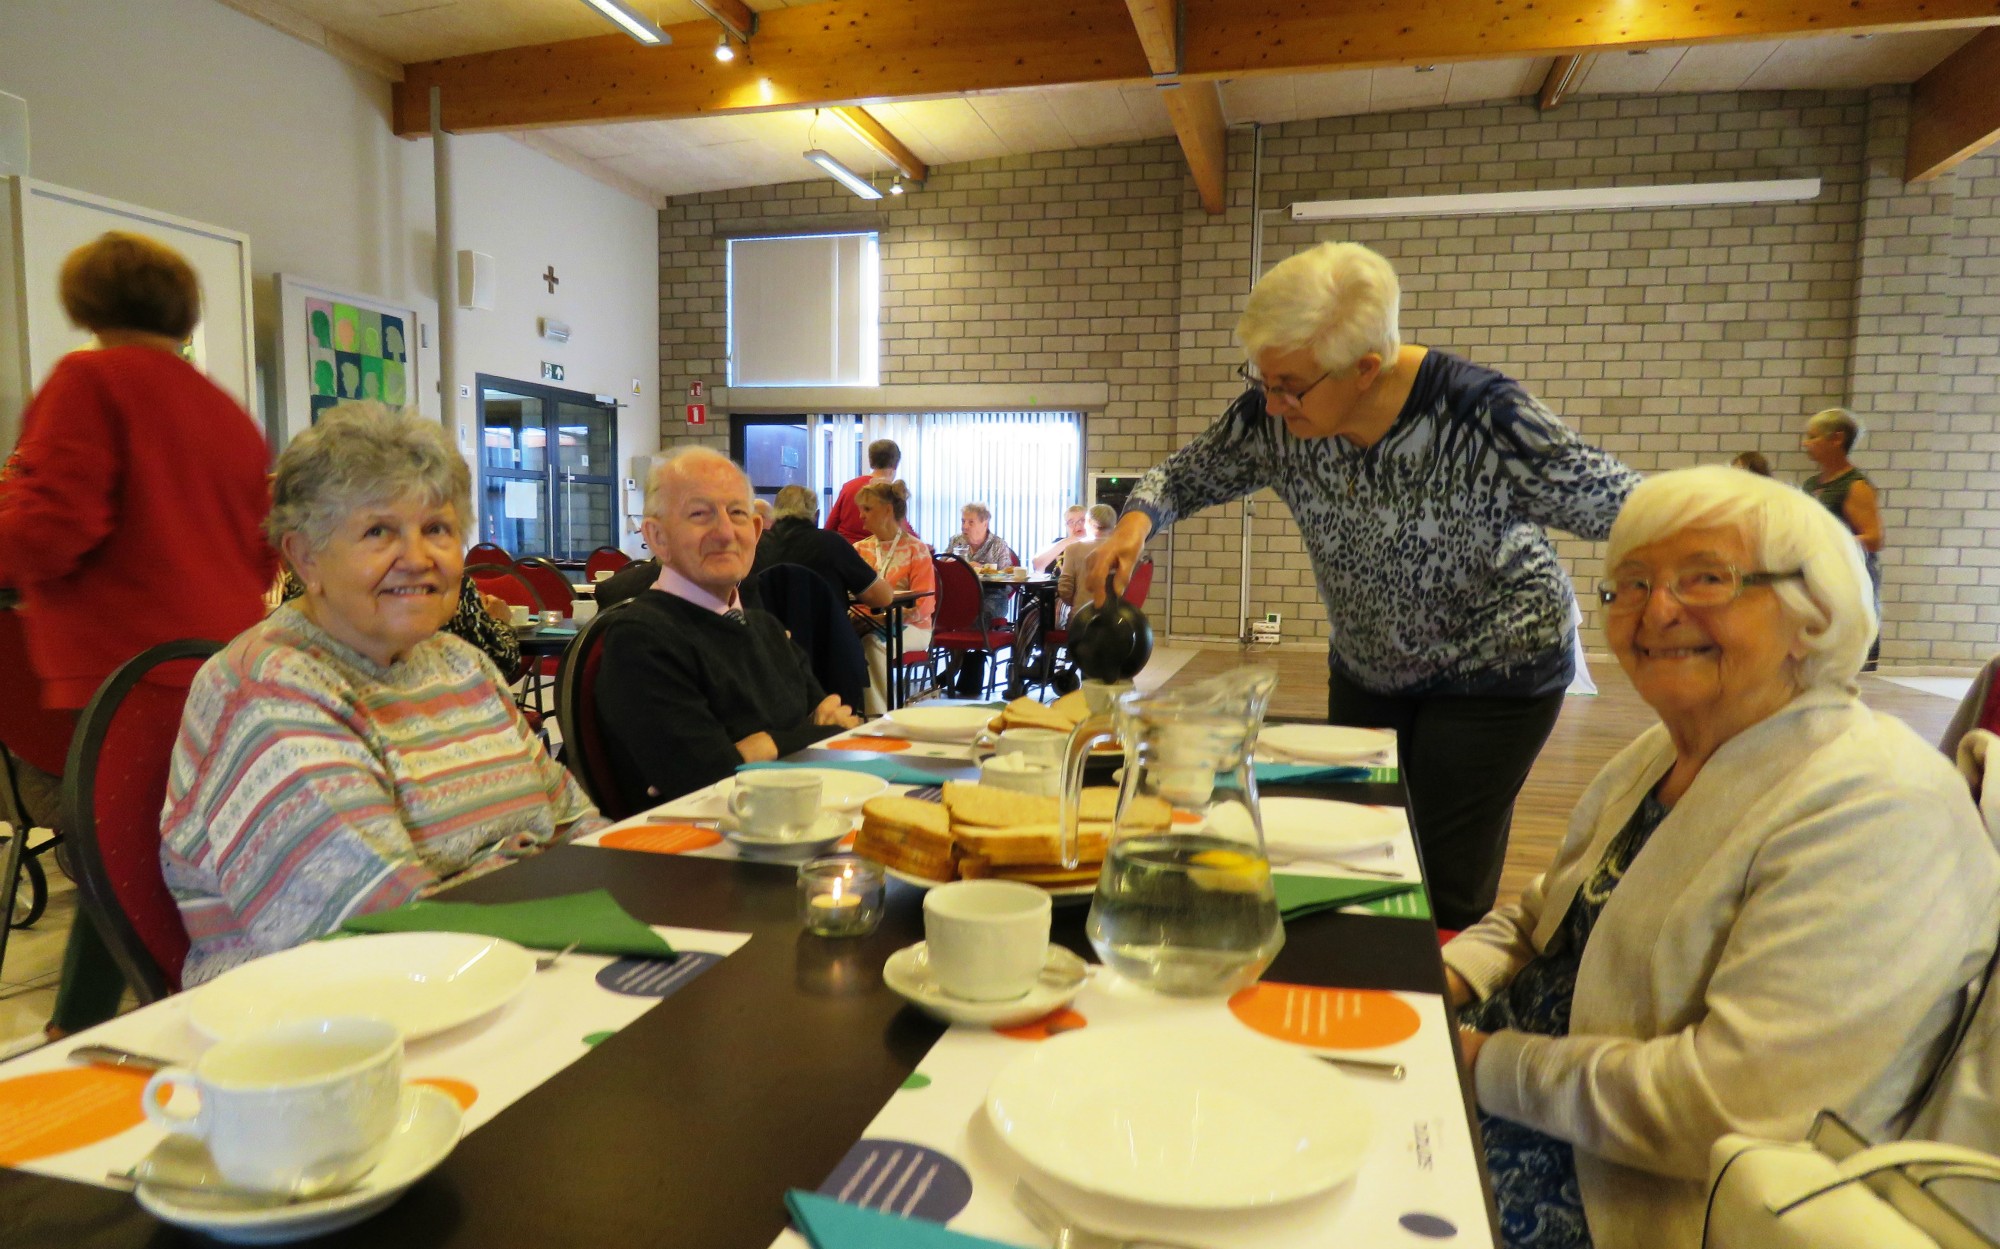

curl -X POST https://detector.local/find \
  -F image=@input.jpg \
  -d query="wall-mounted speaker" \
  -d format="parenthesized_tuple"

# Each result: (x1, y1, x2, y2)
(455, 249, 495, 311)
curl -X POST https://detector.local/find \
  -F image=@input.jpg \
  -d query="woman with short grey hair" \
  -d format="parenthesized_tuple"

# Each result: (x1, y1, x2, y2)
(1445, 466, 1996, 1249)
(1088, 240, 1641, 928)
(162, 402, 603, 985)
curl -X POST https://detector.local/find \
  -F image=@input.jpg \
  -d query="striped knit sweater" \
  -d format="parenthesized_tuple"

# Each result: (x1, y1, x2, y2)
(162, 605, 604, 986)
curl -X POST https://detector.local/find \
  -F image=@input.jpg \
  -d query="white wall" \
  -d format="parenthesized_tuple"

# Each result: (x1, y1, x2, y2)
(0, 0, 659, 550)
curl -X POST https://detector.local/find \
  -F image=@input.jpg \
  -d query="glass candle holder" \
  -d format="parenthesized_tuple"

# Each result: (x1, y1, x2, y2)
(797, 855, 885, 938)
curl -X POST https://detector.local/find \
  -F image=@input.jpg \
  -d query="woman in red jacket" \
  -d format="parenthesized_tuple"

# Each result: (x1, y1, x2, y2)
(0, 231, 275, 711)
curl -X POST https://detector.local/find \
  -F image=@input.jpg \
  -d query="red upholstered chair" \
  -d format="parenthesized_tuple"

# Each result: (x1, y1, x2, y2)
(929, 555, 1015, 699)
(469, 566, 543, 613)
(466, 542, 513, 566)
(512, 557, 576, 619)
(554, 600, 634, 819)
(1124, 557, 1155, 608)
(1035, 557, 1153, 696)
(584, 546, 632, 582)
(61, 639, 221, 1003)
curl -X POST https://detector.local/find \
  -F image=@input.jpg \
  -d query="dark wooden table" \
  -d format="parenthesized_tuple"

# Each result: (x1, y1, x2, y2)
(3, 775, 1492, 1248)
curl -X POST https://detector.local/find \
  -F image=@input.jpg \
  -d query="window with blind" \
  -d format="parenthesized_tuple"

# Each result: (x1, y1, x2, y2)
(727, 233, 879, 386)
(814, 412, 1084, 558)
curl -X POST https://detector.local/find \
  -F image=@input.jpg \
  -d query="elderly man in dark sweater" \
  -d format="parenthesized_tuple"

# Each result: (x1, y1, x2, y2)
(595, 448, 862, 808)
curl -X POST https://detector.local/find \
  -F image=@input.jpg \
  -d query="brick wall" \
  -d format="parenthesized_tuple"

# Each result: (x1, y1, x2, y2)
(658, 88, 2000, 666)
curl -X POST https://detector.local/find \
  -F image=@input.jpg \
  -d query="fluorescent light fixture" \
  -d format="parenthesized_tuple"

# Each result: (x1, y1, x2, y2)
(804, 149, 883, 201)
(1290, 178, 1820, 222)
(578, 0, 670, 45)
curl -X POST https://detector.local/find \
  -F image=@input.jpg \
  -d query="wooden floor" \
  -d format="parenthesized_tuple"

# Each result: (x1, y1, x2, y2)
(1163, 645, 1961, 904)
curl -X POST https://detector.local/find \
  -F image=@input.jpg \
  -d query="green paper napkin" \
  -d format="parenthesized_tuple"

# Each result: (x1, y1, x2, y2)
(341, 888, 675, 958)
(786, 1191, 1017, 1249)
(1254, 761, 1399, 786)
(741, 758, 950, 786)
(1273, 872, 1425, 920)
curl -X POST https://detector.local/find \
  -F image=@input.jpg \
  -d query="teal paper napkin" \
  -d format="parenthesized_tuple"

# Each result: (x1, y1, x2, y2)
(741, 757, 949, 786)
(786, 1191, 1018, 1249)
(341, 888, 675, 958)
(1273, 872, 1425, 920)
(1254, 761, 1398, 786)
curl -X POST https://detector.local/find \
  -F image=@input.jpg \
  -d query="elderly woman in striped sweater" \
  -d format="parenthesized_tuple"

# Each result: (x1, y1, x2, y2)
(161, 403, 604, 986)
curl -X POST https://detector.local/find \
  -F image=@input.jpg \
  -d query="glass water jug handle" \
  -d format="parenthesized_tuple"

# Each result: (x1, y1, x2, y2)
(1058, 713, 1117, 871)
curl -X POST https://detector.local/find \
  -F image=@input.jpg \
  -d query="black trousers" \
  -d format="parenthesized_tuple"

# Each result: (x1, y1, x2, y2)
(1327, 665, 1565, 931)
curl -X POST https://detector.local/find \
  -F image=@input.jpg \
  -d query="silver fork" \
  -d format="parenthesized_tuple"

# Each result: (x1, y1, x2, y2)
(1012, 1179, 1211, 1249)
(535, 940, 580, 971)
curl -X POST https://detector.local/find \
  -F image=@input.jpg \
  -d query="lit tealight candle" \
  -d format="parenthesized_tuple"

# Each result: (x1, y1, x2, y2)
(798, 855, 885, 937)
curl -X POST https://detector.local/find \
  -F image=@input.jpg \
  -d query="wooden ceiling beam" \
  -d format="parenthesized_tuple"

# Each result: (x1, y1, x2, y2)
(829, 106, 928, 183)
(1538, 54, 1588, 111)
(1123, 0, 1227, 215)
(393, 0, 2000, 138)
(1907, 26, 2000, 182)
(688, 0, 757, 45)
(1180, 0, 2000, 78)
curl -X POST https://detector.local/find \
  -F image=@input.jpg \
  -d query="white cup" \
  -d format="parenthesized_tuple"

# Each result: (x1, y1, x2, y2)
(923, 880, 1052, 1001)
(979, 752, 1060, 798)
(141, 1016, 402, 1196)
(571, 599, 599, 624)
(593, 569, 614, 582)
(508, 604, 532, 627)
(728, 770, 823, 837)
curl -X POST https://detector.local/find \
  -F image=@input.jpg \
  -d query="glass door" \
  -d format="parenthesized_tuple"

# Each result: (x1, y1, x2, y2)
(476, 375, 618, 562)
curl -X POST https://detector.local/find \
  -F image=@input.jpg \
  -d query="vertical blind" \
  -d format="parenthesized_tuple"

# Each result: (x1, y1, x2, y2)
(816, 411, 1083, 559)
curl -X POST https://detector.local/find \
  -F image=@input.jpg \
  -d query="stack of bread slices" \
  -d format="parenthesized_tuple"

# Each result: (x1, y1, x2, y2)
(855, 781, 1171, 889)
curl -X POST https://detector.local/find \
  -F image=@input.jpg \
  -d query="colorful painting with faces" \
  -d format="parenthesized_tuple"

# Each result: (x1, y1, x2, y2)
(306, 298, 409, 421)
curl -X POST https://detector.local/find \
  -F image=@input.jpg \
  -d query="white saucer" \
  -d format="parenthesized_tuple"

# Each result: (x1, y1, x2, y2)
(883, 941, 1090, 1026)
(880, 866, 1095, 902)
(720, 810, 851, 860)
(135, 1086, 462, 1244)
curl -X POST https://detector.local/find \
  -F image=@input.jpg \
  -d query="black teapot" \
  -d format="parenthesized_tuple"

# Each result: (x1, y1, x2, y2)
(1066, 567, 1154, 683)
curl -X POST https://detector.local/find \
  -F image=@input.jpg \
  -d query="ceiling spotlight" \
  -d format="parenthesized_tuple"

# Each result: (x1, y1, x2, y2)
(804, 149, 884, 201)
(889, 175, 905, 196)
(578, 0, 670, 45)
(714, 32, 735, 61)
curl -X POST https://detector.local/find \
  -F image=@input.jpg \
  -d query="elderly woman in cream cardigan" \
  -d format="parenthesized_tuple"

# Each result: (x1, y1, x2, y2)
(1443, 465, 2000, 1249)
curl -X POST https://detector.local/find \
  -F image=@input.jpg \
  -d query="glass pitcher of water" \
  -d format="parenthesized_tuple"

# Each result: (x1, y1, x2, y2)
(1057, 667, 1283, 997)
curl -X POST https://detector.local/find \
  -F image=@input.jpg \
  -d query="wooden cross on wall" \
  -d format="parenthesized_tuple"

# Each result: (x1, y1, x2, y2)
(543, 265, 559, 294)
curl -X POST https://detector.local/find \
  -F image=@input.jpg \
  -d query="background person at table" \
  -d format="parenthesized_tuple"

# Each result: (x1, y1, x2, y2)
(1055, 504, 1117, 619)
(826, 438, 918, 544)
(1442, 466, 1998, 1249)
(1801, 407, 1885, 671)
(852, 480, 936, 715)
(596, 449, 861, 808)
(1030, 505, 1089, 572)
(945, 502, 1020, 696)
(753, 484, 895, 614)
(161, 404, 604, 986)
(1085, 241, 1639, 930)
(0, 231, 275, 712)
(1730, 450, 1772, 477)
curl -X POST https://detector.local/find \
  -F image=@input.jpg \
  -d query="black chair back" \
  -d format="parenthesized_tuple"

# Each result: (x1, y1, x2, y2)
(752, 564, 868, 713)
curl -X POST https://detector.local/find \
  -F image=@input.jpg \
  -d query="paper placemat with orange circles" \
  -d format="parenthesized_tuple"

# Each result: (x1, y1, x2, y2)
(0, 923, 749, 1189)
(766, 972, 1491, 1249)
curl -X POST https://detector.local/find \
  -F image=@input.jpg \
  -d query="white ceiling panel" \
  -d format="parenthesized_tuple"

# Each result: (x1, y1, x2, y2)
(1745, 29, 1977, 89)
(1369, 66, 1452, 112)
(1652, 40, 1785, 92)
(1289, 70, 1377, 121)
(1444, 57, 1551, 104)
(1220, 76, 1300, 125)
(867, 99, 995, 166)
(1577, 49, 1685, 95)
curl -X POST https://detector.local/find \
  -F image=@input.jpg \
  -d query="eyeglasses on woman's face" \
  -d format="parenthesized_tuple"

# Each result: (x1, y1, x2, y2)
(1597, 562, 1805, 614)
(1237, 362, 1334, 406)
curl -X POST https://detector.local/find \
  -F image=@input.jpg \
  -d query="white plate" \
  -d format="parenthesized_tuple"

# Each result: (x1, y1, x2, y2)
(881, 865, 1096, 901)
(729, 768, 888, 812)
(135, 1086, 462, 1244)
(720, 810, 852, 861)
(1259, 724, 1394, 765)
(986, 1024, 1373, 1211)
(883, 705, 997, 742)
(186, 933, 536, 1042)
(1257, 797, 1404, 857)
(883, 942, 1090, 1026)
